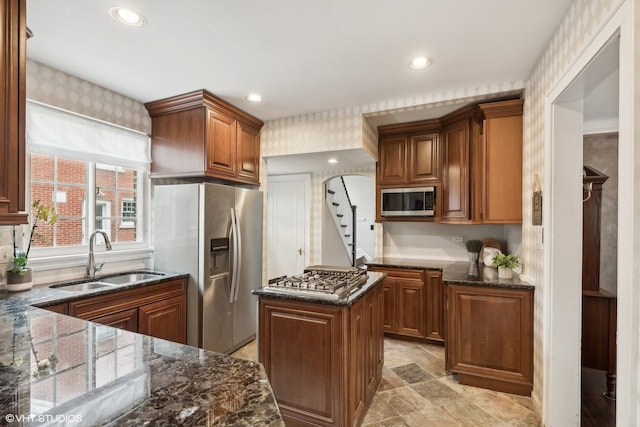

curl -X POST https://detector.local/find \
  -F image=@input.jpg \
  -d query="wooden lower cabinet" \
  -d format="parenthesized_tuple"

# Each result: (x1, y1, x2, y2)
(369, 267, 444, 344)
(445, 283, 533, 395)
(258, 281, 384, 427)
(138, 295, 186, 343)
(67, 278, 187, 344)
(91, 308, 138, 332)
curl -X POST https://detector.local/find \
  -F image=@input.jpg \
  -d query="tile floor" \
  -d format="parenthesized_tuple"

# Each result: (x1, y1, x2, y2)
(231, 337, 540, 426)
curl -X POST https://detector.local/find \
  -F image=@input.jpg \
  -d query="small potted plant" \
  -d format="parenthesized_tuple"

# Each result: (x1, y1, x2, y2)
(6, 200, 58, 292)
(464, 239, 482, 264)
(492, 253, 520, 279)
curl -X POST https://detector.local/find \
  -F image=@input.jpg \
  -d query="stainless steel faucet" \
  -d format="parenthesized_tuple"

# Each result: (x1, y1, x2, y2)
(86, 230, 113, 278)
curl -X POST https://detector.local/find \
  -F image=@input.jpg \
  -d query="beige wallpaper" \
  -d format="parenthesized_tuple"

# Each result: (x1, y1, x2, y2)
(26, 60, 151, 133)
(521, 0, 621, 408)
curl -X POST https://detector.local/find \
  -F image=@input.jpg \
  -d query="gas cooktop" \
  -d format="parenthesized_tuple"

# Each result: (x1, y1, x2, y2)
(265, 265, 368, 300)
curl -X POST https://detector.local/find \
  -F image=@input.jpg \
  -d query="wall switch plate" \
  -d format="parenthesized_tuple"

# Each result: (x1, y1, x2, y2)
(452, 236, 464, 243)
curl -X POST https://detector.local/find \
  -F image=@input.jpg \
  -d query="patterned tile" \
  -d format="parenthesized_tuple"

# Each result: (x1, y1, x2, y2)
(391, 363, 433, 384)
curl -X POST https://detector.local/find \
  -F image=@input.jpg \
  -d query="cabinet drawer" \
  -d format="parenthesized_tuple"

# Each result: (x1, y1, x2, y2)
(370, 267, 423, 281)
(69, 279, 186, 320)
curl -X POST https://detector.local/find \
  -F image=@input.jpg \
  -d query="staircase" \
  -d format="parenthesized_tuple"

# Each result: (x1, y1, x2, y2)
(325, 177, 357, 266)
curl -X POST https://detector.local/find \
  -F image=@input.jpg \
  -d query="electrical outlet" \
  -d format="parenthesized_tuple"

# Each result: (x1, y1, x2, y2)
(452, 236, 464, 243)
(0, 246, 12, 263)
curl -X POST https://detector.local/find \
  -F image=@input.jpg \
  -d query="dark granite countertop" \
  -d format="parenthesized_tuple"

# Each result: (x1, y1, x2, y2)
(367, 257, 534, 290)
(0, 272, 284, 426)
(252, 271, 386, 306)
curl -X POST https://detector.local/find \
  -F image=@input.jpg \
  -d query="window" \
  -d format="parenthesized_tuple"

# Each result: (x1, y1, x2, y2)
(26, 101, 150, 254)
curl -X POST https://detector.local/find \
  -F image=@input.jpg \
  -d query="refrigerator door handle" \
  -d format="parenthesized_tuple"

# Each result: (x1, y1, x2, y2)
(233, 207, 242, 302)
(229, 208, 239, 304)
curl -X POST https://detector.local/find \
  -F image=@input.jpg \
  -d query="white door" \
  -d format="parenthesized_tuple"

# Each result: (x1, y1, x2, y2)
(267, 174, 310, 279)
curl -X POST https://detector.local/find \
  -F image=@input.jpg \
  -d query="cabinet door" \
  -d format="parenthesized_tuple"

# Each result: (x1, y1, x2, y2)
(424, 270, 445, 343)
(43, 303, 68, 315)
(90, 308, 138, 332)
(236, 121, 261, 184)
(478, 99, 524, 223)
(206, 109, 237, 178)
(0, 0, 27, 224)
(408, 133, 440, 183)
(378, 136, 407, 185)
(441, 119, 470, 222)
(382, 282, 396, 333)
(350, 295, 367, 424)
(138, 295, 187, 344)
(446, 284, 533, 395)
(396, 280, 426, 338)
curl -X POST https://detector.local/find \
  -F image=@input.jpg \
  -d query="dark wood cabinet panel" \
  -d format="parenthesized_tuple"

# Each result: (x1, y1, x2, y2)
(0, 0, 28, 225)
(145, 90, 263, 185)
(408, 133, 440, 184)
(258, 280, 384, 427)
(397, 281, 425, 338)
(424, 270, 445, 343)
(42, 302, 68, 315)
(139, 295, 187, 344)
(477, 99, 524, 223)
(377, 136, 407, 185)
(446, 284, 533, 395)
(205, 108, 237, 177)
(382, 283, 396, 332)
(441, 119, 471, 222)
(236, 121, 261, 183)
(91, 308, 138, 332)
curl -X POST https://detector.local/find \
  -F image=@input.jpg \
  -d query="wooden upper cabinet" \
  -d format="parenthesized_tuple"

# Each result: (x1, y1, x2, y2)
(0, 0, 28, 225)
(408, 133, 440, 184)
(236, 120, 261, 183)
(377, 136, 407, 185)
(377, 120, 441, 187)
(145, 90, 264, 185)
(441, 117, 471, 222)
(477, 99, 524, 223)
(206, 108, 237, 178)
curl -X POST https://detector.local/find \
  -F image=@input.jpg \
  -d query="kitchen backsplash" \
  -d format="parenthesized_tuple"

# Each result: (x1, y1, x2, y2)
(382, 222, 522, 262)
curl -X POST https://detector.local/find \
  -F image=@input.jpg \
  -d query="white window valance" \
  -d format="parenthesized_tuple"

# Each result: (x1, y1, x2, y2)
(26, 100, 151, 168)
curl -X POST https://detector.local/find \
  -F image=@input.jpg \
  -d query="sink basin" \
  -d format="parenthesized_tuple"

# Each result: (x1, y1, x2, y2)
(50, 282, 115, 292)
(99, 272, 165, 285)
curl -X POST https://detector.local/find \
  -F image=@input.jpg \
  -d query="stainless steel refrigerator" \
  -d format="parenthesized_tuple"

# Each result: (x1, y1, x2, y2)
(153, 182, 263, 354)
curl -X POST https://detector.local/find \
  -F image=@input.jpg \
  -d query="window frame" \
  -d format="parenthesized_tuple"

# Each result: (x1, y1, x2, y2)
(25, 153, 151, 261)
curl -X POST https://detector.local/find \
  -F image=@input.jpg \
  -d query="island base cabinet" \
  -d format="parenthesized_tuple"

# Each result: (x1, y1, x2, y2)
(445, 284, 533, 396)
(258, 282, 383, 427)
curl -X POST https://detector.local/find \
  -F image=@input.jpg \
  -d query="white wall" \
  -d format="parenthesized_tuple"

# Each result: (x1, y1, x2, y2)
(341, 175, 375, 258)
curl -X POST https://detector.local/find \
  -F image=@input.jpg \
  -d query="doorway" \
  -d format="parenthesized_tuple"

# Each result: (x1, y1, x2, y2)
(266, 174, 310, 279)
(544, 20, 631, 425)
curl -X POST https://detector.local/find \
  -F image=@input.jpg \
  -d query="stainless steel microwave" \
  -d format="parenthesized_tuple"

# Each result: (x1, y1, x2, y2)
(380, 187, 435, 217)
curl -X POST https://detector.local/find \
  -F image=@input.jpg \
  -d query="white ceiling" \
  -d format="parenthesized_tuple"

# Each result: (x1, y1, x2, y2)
(26, 0, 619, 175)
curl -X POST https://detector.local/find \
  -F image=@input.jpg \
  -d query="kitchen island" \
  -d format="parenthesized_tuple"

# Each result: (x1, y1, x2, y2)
(253, 270, 385, 427)
(0, 275, 283, 426)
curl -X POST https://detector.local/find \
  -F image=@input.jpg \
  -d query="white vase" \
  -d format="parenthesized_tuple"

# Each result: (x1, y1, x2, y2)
(497, 266, 513, 280)
(6, 268, 33, 291)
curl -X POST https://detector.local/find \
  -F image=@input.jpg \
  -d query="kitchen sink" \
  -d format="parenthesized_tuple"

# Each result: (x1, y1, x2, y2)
(99, 272, 166, 285)
(50, 282, 115, 292)
(49, 271, 167, 292)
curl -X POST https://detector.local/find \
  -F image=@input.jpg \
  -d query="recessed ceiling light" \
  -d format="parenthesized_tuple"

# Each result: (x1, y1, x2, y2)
(410, 56, 431, 70)
(246, 94, 263, 103)
(109, 7, 146, 28)
(328, 158, 338, 164)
